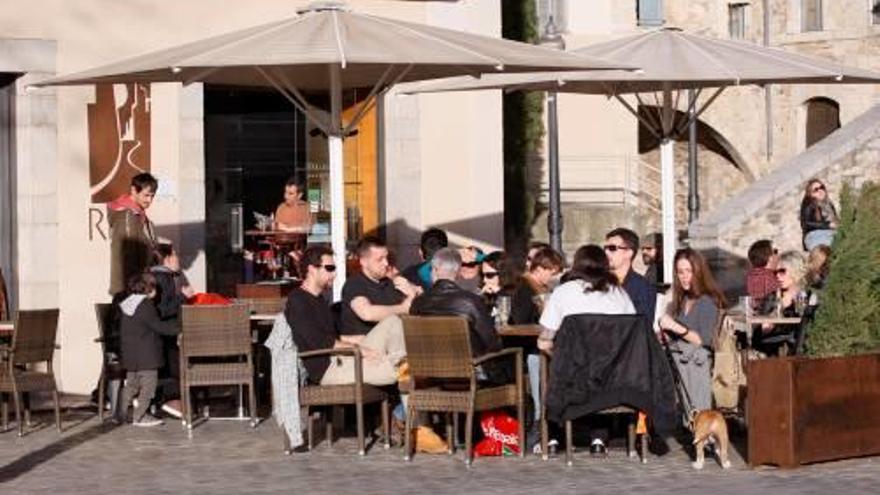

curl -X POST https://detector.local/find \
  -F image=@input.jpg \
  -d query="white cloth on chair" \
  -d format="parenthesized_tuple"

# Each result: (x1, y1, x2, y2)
(264, 313, 306, 449)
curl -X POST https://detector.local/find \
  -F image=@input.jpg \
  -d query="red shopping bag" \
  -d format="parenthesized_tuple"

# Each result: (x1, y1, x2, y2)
(188, 293, 232, 306)
(474, 410, 521, 456)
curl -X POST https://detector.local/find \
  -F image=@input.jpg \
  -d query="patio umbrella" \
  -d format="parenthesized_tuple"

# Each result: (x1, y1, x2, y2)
(34, 1, 633, 298)
(404, 27, 880, 282)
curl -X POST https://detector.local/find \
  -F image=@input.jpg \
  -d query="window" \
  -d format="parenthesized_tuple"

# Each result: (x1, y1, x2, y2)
(536, 0, 567, 34)
(805, 97, 840, 148)
(873, 1, 880, 25)
(801, 0, 822, 32)
(637, 0, 664, 27)
(729, 3, 748, 39)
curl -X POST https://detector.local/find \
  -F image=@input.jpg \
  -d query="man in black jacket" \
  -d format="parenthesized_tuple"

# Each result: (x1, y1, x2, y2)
(410, 247, 503, 368)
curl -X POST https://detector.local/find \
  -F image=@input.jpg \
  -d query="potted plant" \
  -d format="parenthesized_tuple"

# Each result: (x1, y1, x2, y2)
(748, 182, 880, 468)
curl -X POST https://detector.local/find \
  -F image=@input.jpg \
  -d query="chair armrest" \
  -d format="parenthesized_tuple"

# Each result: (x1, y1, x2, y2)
(473, 347, 523, 366)
(298, 347, 358, 359)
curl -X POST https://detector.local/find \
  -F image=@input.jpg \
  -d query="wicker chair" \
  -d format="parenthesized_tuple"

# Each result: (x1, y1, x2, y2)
(297, 347, 390, 455)
(400, 315, 524, 465)
(179, 303, 257, 430)
(239, 297, 287, 316)
(0, 309, 62, 436)
(94, 303, 126, 421)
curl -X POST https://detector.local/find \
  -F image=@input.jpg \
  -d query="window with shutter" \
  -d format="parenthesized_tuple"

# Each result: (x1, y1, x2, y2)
(536, 0, 567, 34)
(729, 3, 748, 40)
(801, 0, 822, 32)
(637, 0, 664, 27)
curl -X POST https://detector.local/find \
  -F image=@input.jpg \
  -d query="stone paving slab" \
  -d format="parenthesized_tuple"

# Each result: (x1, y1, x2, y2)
(1, 411, 879, 494)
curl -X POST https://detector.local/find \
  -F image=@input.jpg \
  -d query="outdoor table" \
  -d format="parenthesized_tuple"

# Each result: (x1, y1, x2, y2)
(250, 313, 280, 323)
(497, 324, 542, 338)
(0, 320, 12, 334)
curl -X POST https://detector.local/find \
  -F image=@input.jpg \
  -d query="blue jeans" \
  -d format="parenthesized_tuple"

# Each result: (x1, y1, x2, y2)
(804, 229, 835, 251)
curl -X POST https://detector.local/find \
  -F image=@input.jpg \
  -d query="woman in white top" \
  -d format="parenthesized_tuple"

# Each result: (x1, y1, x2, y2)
(538, 244, 636, 352)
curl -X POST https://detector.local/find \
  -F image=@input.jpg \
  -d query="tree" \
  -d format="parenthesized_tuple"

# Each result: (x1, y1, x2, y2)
(807, 182, 880, 357)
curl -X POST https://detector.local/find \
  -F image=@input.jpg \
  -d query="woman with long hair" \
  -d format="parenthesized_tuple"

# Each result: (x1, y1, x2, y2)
(800, 178, 839, 251)
(480, 250, 519, 309)
(659, 248, 726, 416)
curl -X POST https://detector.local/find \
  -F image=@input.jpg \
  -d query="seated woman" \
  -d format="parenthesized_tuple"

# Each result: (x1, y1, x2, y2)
(756, 252, 806, 356)
(658, 248, 726, 421)
(480, 251, 518, 318)
(800, 178, 838, 251)
(537, 244, 635, 455)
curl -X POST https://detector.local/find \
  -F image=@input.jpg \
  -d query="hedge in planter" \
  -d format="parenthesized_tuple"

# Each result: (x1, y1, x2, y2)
(808, 181, 880, 357)
(748, 182, 880, 468)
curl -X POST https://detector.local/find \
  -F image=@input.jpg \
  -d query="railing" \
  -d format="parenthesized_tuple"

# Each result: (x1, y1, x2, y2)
(537, 154, 661, 214)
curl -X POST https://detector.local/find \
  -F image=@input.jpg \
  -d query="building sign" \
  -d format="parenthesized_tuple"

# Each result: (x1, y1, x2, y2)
(88, 83, 151, 203)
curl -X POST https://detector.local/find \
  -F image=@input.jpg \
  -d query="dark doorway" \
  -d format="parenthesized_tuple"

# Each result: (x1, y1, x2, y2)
(0, 73, 18, 316)
(204, 87, 308, 295)
(805, 97, 840, 148)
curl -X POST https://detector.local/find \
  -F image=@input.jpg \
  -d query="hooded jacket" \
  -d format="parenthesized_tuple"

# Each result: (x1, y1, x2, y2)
(108, 194, 158, 295)
(119, 294, 179, 371)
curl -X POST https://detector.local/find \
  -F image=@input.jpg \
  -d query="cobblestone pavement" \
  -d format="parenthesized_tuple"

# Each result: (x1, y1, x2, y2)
(1, 408, 879, 495)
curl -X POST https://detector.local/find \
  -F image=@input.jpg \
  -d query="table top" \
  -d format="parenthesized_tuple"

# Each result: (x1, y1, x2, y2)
(725, 313, 802, 325)
(497, 324, 541, 337)
(0, 320, 13, 331)
(250, 313, 280, 322)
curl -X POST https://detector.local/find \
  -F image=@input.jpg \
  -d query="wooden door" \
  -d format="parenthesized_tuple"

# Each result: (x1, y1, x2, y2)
(342, 95, 379, 240)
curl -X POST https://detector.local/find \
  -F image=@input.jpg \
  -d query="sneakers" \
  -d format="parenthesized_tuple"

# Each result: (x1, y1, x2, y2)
(161, 400, 183, 419)
(132, 414, 164, 427)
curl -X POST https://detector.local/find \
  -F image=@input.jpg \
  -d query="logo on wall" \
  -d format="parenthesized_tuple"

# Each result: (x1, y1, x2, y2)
(88, 83, 151, 203)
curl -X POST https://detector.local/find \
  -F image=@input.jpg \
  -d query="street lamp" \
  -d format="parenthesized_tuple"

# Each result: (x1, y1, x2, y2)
(540, 15, 565, 255)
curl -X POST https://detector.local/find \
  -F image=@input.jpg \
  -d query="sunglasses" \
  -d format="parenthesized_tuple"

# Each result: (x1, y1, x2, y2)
(461, 261, 479, 268)
(319, 264, 336, 272)
(603, 244, 631, 253)
(483, 272, 499, 279)
(775, 268, 787, 275)
(811, 184, 826, 193)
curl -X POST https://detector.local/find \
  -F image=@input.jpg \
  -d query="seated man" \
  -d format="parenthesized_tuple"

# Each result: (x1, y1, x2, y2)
(746, 239, 780, 313)
(274, 178, 312, 232)
(402, 228, 448, 291)
(285, 245, 406, 386)
(340, 237, 420, 344)
(410, 247, 504, 378)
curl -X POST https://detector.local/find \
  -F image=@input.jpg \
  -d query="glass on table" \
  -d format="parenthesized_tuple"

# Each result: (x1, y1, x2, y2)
(495, 294, 512, 327)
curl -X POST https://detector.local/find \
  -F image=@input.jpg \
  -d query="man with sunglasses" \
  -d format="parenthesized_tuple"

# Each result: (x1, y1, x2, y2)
(285, 245, 407, 386)
(605, 228, 657, 333)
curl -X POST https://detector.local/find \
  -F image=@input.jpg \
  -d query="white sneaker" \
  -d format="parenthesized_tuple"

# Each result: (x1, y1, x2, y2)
(161, 403, 183, 419)
(133, 414, 164, 427)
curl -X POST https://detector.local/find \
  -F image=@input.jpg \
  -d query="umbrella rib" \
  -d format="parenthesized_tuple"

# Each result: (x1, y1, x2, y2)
(342, 65, 397, 135)
(676, 31, 740, 84)
(173, 15, 306, 68)
(332, 10, 348, 69)
(254, 66, 330, 133)
(635, 93, 662, 133)
(613, 93, 661, 139)
(361, 13, 505, 68)
(672, 86, 725, 138)
(711, 36, 841, 78)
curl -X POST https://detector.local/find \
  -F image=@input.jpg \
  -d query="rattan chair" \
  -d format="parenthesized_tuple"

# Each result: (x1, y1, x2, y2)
(296, 347, 390, 455)
(239, 297, 287, 316)
(400, 315, 524, 465)
(0, 309, 62, 436)
(94, 303, 126, 421)
(179, 303, 257, 430)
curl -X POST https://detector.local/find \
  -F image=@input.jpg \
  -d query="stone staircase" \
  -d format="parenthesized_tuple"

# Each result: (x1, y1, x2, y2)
(689, 103, 880, 293)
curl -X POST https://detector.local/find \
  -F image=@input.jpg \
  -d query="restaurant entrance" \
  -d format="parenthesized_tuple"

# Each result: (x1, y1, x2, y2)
(203, 88, 379, 295)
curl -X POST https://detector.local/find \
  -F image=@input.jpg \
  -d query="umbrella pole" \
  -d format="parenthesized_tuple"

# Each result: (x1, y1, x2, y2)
(660, 138, 675, 284)
(329, 64, 346, 301)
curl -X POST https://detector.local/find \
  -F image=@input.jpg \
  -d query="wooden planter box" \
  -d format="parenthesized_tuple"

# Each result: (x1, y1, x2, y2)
(747, 353, 880, 468)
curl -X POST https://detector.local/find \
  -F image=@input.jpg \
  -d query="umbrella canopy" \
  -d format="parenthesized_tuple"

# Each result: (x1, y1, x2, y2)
(35, 1, 632, 299)
(402, 27, 880, 281)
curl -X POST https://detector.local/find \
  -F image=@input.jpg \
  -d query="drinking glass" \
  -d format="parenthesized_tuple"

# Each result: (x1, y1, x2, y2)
(496, 294, 512, 327)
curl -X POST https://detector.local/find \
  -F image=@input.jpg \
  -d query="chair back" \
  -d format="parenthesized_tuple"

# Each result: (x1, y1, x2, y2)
(181, 303, 251, 358)
(11, 309, 60, 365)
(401, 315, 474, 380)
(238, 297, 286, 315)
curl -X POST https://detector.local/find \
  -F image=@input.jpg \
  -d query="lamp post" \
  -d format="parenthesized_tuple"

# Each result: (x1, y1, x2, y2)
(541, 15, 565, 255)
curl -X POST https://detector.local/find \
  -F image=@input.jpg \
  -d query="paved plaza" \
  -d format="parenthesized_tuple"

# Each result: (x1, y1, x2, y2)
(1, 403, 879, 495)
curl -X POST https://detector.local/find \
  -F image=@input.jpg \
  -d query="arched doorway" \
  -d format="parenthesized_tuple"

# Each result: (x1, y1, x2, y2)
(805, 97, 840, 148)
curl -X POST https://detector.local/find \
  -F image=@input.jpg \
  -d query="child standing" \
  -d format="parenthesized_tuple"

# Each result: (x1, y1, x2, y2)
(116, 272, 179, 426)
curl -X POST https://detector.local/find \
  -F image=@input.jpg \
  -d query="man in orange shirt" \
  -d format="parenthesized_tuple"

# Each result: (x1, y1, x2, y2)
(274, 178, 312, 232)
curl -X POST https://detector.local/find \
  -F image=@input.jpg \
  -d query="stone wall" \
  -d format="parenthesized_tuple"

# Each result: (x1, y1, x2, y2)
(689, 104, 880, 295)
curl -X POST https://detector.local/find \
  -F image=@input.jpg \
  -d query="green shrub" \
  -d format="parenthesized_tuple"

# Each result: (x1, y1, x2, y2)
(807, 182, 880, 357)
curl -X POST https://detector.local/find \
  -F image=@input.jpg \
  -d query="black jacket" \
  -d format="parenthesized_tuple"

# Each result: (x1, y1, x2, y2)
(800, 200, 837, 234)
(119, 296, 179, 371)
(410, 279, 502, 357)
(150, 266, 188, 321)
(545, 314, 677, 433)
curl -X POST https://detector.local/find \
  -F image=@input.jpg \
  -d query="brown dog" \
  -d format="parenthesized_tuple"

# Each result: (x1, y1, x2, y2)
(689, 410, 732, 469)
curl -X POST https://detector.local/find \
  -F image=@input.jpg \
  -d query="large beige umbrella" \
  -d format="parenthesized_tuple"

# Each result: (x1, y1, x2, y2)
(35, 1, 632, 298)
(406, 27, 880, 281)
